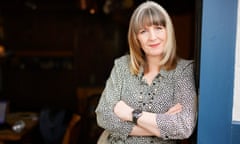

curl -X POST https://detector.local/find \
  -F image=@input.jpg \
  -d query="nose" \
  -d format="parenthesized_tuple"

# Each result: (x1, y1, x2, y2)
(149, 29, 157, 40)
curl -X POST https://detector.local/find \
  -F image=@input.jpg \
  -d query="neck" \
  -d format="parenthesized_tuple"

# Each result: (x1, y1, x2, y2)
(145, 56, 162, 73)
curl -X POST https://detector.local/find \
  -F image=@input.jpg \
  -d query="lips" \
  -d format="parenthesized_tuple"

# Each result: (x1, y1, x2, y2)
(149, 43, 160, 48)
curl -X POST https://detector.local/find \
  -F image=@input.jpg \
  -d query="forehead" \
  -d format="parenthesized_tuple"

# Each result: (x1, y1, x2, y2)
(135, 6, 166, 30)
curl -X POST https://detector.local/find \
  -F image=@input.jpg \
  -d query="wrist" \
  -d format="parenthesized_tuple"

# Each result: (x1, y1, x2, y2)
(132, 109, 143, 125)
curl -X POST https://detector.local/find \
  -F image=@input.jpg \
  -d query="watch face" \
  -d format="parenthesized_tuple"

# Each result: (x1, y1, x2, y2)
(132, 109, 143, 124)
(134, 109, 142, 116)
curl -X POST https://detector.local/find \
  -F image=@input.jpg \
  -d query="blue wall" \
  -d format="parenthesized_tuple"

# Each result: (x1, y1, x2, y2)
(198, 0, 237, 143)
(232, 121, 240, 144)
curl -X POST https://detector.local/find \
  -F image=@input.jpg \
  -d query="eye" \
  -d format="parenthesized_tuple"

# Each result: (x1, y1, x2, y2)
(139, 29, 146, 34)
(156, 25, 164, 30)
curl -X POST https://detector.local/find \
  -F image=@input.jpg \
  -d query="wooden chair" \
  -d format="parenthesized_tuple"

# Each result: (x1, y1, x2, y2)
(62, 113, 81, 144)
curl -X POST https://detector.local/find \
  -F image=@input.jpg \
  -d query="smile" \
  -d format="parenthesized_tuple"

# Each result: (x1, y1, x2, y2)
(149, 43, 160, 48)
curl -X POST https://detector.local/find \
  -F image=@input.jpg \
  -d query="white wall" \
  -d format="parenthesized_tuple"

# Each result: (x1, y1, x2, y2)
(233, 0, 240, 121)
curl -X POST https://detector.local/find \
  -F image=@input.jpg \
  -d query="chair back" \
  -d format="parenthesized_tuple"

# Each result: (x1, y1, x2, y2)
(62, 113, 81, 144)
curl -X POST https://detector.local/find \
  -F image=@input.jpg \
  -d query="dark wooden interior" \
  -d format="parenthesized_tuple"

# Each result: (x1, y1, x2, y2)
(0, 0, 199, 143)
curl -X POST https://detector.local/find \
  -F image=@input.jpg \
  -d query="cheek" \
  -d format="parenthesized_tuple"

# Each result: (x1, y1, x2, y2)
(138, 36, 148, 45)
(137, 36, 144, 46)
(162, 31, 168, 40)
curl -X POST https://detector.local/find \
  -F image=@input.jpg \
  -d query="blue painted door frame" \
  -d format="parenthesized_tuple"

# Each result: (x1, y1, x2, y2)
(197, 0, 238, 143)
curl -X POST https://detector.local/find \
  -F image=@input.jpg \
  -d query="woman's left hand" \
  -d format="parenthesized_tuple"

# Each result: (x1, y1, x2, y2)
(114, 100, 133, 121)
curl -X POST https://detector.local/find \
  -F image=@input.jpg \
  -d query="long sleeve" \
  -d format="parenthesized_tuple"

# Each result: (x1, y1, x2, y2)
(156, 61, 197, 140)
(95, 59, 134, 141)
(96, 56, 197, 143)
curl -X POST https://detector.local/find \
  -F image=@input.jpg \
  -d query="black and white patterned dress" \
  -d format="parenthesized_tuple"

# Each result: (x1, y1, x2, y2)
(95, 55, 197, 144)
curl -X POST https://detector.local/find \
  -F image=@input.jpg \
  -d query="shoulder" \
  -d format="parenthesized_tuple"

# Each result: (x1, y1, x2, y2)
(174, 58, 195, 76)
(113, 54, 130, 70)
(110, 54, 131, 79)
(114, 54, 130, 65)
(176, 58, 194, 69)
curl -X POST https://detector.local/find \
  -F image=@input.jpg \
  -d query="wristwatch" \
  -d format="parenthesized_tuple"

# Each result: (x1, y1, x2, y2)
(132, 109, 143, 125)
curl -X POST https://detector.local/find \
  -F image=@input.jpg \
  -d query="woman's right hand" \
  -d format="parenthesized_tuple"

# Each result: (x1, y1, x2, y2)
(165, 103, 182, 115)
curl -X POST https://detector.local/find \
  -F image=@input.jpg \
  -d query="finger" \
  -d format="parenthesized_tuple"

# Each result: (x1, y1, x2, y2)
(169, 107, 182, 114)
(165, 108, 181, 115)
(165, 103, 182, 114)
(168, 103, 181, 112)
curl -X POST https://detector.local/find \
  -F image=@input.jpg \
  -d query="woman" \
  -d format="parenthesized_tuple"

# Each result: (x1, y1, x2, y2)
(95, 1, 197, 143)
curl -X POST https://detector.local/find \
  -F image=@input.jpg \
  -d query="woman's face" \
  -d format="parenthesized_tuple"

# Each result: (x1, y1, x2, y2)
(137, 25, 167, 58)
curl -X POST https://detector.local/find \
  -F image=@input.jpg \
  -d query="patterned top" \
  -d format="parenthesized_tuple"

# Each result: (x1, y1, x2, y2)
(95, 55, 197, 144)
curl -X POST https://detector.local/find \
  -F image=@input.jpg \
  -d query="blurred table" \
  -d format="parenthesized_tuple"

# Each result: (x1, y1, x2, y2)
(0, 112, 38, 143)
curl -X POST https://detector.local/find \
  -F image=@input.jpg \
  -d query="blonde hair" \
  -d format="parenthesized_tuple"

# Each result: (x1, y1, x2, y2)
(128, 1, 177, 75)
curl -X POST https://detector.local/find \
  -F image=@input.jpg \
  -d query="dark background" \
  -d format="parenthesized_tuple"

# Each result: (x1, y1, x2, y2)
(0, 0, 198, 112)
(0, 0, 200, 143)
